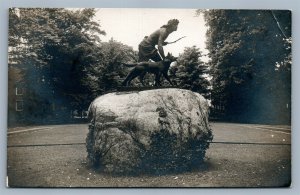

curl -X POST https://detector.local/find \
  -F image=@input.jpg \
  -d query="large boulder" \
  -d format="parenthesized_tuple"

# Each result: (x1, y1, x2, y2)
(86, 88, 213, 174)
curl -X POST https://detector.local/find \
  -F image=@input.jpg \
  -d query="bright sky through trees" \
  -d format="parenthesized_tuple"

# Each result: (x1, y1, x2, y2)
(95, 8, 209, 61)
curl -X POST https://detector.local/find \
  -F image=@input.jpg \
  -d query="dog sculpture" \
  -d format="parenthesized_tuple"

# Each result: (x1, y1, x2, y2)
(122, 53, 177, 86)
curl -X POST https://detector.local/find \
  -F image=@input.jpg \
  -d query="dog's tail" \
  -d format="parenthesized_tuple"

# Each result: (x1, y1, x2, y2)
(122, 62, 138, 67)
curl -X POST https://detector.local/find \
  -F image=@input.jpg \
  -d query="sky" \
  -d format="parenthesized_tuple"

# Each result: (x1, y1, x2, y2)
(94, 8, 209, 61)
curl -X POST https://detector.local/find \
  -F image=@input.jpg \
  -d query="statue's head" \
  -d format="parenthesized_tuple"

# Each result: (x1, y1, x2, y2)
(162, 19, 179, 31)
(167, 19, 179, 26)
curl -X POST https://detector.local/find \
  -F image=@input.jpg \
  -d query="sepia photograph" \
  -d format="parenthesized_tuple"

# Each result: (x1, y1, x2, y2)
(7, 8, 291, 187)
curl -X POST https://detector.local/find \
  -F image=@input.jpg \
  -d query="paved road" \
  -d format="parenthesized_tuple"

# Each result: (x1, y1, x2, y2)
(7, 122, 291, 187)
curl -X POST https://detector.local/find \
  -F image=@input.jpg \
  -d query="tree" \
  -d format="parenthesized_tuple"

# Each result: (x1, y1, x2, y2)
(170, 46, 210, 98)
(8, 8, 106, 122)
(202, 10, 291, 124)
(83, 38, 137, 95)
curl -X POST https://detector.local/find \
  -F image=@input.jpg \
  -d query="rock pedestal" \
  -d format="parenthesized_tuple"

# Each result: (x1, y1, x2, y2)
(86, 88, 213, 174)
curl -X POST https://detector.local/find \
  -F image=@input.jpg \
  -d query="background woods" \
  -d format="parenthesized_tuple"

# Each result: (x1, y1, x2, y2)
(202, 10, 291, 124)
(8, 8, 291, 126)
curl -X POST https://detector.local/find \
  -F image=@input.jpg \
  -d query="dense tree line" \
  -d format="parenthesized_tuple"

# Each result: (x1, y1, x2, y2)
(202, 10, 291, 124)
(8, 8, 136, 124)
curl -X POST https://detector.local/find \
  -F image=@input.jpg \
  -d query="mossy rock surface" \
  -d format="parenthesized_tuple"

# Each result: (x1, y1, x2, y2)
(86, 88, 213, 174)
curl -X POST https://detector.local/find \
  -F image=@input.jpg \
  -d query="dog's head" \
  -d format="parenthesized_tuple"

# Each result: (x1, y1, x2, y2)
(164, 52, 177, 63)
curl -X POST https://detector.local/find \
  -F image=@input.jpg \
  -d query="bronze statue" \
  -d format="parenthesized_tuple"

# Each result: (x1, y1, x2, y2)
(122, 19, 181, 87)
